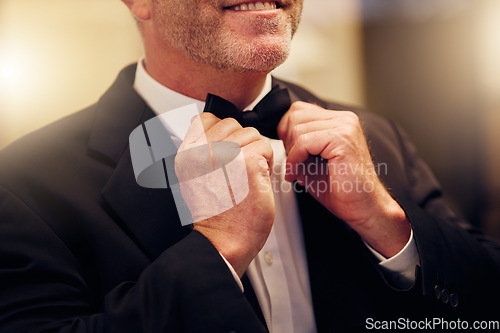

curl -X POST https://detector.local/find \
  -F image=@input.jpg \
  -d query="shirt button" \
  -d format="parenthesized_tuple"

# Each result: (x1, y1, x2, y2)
(264, 252, 274, 266)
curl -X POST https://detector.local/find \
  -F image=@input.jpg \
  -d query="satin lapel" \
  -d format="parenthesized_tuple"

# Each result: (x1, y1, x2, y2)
(88, 64, 189, 261)
(271, 77, 330, 109)
(101, 138, 189, 261)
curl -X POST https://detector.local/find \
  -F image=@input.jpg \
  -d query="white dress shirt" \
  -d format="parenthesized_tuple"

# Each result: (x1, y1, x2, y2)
(133, 59, 419, 333)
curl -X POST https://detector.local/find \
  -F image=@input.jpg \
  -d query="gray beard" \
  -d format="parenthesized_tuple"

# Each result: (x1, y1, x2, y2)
(154, 1, 301, 72)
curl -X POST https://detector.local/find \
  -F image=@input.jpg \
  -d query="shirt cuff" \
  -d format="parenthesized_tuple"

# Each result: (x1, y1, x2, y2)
(219, 252, 244, 292)
(364, 229, 419, 289)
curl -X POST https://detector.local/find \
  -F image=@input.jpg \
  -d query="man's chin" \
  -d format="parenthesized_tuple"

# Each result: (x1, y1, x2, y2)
(231, 58, 287, 74)
(219, 39, 291, 73)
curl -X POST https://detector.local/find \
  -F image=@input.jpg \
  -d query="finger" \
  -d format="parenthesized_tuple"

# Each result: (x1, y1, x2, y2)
(224, 127, 263, 148)
(285, 130, 334, 182)
(242, 139, 274, 172)
(283, 119, 337, 154)
(183, 113, 221, 146)
(277, 102, 330, 140)
(280, 109, 359, 153)
(203, 117, 243, 142)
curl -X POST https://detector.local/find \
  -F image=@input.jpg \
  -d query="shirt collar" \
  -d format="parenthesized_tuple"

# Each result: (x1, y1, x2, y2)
(133, 58, 205, 115)
(133, 58, 272, 143)
(133, 57, 272, 116)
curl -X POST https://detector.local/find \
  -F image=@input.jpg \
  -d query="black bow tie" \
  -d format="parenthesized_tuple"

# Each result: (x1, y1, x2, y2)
(203, 85, 291, 139)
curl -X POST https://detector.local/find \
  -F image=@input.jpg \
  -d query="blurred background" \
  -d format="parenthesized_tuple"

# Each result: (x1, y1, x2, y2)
(0, 0, 499, 239)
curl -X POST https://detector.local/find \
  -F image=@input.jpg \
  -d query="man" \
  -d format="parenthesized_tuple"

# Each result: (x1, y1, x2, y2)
(0, 0, 498, 332)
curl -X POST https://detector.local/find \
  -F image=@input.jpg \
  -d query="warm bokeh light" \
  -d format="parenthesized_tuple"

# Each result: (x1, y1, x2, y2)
(0, 0, 143, 148)
(0, 58, 19, 89)
(0, 45, 43, 108)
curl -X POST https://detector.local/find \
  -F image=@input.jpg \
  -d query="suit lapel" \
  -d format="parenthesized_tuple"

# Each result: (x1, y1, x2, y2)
(272, 77, 330, 109)
(101, 149, 190, 260)
(88, 64, 189, 261)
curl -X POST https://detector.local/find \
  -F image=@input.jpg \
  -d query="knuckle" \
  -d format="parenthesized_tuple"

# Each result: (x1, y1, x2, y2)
(342, 111, 360, 123)
(336, 125, 355, 140)
(287, 109, 300, 126)
(222, 117, 241, 128)
(245, 126, 261, 138)
(257, 139, 272, 153)
(290, 125, 302, 142)
(200, 112, 217, 120)
(338, 112, 362, 132)
(290, 101, 307, 110)
(265, 140, 274, 155)
(260, 141, 274, 159)
(243, 149, 259, 163)
(295, 132, 308, 147)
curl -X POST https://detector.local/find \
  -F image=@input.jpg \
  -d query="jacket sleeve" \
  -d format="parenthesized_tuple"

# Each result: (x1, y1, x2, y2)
(390, 122, 500, 319)
(0, 186, 267, 333)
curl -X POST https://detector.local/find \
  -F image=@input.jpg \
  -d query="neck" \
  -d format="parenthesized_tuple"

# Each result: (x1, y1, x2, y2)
(142, 37, 268, 111)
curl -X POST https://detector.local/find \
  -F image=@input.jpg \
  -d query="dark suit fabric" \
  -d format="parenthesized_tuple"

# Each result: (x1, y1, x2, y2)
(0, 64, 498, 333)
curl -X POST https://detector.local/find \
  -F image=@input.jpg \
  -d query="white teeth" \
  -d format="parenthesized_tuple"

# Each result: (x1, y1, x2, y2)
(229, 1, 277, 11)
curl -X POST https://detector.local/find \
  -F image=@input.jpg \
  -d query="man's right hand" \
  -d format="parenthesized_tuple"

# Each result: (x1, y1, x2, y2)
(175, 113, 275, 277)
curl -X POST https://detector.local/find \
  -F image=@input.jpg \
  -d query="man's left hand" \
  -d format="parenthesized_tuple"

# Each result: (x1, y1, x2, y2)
(277, 102, 411, 258)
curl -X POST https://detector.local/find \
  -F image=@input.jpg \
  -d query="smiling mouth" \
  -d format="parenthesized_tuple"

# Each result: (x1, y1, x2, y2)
(225, 1, 282, 11)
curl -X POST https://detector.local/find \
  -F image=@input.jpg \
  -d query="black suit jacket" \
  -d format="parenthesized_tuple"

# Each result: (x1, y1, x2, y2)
(0, 64, 499, 333)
